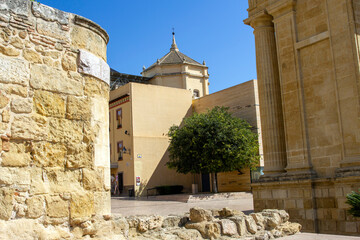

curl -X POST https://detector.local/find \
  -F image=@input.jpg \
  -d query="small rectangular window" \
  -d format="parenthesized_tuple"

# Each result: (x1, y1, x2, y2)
(117, 141, 123, 161)
(193, 89, 200, 98)
(116, 108, 122, 129)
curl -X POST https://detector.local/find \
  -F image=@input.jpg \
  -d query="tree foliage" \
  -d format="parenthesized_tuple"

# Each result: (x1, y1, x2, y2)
(167, 106, 259, 177)
(346, 189, 360, 217)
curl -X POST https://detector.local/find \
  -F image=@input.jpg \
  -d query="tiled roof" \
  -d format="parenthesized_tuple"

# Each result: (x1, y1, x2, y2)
(143, 34, 205, 72)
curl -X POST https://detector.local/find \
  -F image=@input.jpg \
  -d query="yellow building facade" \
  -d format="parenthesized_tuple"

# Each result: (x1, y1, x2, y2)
(109, 80, 262, 196)
(109, 35, 263, 197)
(110, 83, 194, 195)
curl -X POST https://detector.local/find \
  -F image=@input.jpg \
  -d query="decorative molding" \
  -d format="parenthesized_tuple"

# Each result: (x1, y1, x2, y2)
(267, 0, 296, 19)
(295, 31, 329, 50)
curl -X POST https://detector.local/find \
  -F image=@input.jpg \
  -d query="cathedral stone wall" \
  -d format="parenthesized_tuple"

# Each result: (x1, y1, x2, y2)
(0, 0, 111, 238)
(245, 0, 360, 235)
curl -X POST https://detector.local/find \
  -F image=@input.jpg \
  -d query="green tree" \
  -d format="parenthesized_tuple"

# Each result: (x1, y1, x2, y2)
(167, 106, 259, 193)
(346, 189, 360, 217)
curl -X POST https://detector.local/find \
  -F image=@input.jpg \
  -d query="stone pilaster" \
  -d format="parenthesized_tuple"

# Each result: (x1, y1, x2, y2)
(246, 12, 287, 175)
(267, 0, 317, 178)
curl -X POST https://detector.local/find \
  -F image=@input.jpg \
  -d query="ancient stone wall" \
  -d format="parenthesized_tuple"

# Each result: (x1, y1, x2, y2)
(0, 0, 111, 238)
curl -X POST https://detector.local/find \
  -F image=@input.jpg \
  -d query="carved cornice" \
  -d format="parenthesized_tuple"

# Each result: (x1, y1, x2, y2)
(267, 0, 296, 19)
(244, 10, 274, 28)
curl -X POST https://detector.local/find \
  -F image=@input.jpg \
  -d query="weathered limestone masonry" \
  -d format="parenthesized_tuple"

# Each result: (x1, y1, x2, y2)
(245, 0, 360, 235)
(0, 0, 111, 238)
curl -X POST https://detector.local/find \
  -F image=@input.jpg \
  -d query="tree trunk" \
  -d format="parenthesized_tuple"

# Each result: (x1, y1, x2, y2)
(213, 172, 218, 193)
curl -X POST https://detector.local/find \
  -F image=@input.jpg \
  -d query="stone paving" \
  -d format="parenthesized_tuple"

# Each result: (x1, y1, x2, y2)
(111, 194, 254, 216)
(281, 232, 360, 240)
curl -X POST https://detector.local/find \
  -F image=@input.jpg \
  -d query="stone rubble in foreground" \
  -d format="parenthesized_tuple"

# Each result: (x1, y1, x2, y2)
(0, 207, 301, 240)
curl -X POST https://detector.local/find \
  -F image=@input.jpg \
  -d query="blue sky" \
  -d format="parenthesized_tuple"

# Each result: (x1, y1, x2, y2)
(39, 0, 256, 94)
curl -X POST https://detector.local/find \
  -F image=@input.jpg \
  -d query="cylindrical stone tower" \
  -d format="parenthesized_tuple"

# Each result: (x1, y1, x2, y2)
(0, 0, 110, 237)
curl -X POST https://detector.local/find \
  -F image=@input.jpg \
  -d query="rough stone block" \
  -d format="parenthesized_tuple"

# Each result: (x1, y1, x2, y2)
(78, 49, 110, 85)
(5, 85, 27, 97)
(45, 195, 69, 218)
(0, 57, 29, 86)
(71, 26, 107, 61)
(1, 142, 31, 167)
(189, 207, 213, 223)
(30, 64, 83, 96)
(45, 168, 82, 194)
(11, 98, 32, 113)
(229, 216, 247, 236)
(30, 168, 50, 195)
(11, 114, 48, 140)
(250, 213, 265, 229)
(23, 49, 42, 64)
(70, 192, 94, 219)
(33, 90, 65, 117)
(220, 219, 238, 236)
(245, 216, 257, 234)
(31, 141, 66, 167)
(83, 168, 103, 191)
(66, 143, 93, 168)
(84, 76, 109, 97)
(49, 118, 83, 144)
(0, 45, 20, 56)
(0, 167, 30, 185)
(66, 96, 91, 120)
(0, 91, 9, 109)
(61, 52, 77, 72)
(10, 37, 24, 49)
(36, 18, 69, 41)
(0, 188, 13, 220)
(42, 51, 61, 60)
(26, 196, 44, 218)
(32, 2, 69, 25)
(1, 109, 10, 123)
(0, 0, 29, 17)
(94, 192, 111, 216)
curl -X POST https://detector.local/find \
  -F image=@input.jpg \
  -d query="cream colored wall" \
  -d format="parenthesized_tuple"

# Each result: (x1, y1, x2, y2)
(187, 65, 204, 76)
(130, 83, 194, 196)
(109, 84, 134, 187)
(161, 65, 182, 74)
(193, 80, 260, 130)
(144, 63, 209, 98)
(150, 75, 184, 89)
(186, 76, 205, 99)
(192, 80, 262, 192)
